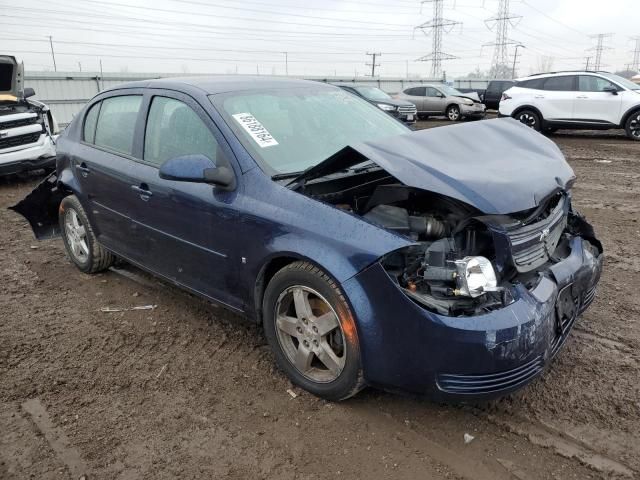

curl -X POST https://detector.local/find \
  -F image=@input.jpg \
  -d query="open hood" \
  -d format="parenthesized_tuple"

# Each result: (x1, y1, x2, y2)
(0, 55, 23, 100)
(289, 118, 575, 215)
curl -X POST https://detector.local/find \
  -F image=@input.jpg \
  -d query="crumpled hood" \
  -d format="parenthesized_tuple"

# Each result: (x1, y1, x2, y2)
(291, 118, 575, 215)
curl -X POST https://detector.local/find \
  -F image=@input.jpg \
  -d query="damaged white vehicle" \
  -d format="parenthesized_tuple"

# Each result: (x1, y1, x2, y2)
(0, 55, 58, 175)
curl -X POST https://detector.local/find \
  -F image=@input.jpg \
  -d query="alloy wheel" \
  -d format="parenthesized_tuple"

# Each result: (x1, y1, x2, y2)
(64, 209, 89, 262)
(448, 107, 460, 121)
(274, 285, 346, 383)
(518, 112, 537, 128)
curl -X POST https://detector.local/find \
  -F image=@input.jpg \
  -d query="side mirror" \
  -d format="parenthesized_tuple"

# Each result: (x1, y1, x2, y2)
(23, 87, 36, 98)
(159, 154, 236, 190)
(602, 86, 618, 95)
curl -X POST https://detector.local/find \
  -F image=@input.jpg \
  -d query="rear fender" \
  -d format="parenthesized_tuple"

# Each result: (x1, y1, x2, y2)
(8, 172, 67, 239)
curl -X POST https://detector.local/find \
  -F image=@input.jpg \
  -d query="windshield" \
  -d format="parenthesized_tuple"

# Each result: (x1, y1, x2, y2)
(211, 87, 408, 175)
(600, 73, 640, 90)
(353, 86, 392, 101)
(438, 85, 465, 96)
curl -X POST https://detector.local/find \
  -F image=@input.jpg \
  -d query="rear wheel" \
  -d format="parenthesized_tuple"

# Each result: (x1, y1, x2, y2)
(262, 261, 364, 401)
(60, 195, 114, 273)
(625, 111, 640, 140)
(446, 105, 461, 121)
(515, 109, 542, 131)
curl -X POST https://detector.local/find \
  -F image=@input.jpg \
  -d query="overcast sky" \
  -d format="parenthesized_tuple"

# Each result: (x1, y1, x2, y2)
(1, 0, 638, 78)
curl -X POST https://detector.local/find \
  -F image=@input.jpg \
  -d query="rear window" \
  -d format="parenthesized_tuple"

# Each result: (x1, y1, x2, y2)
(517, 78, 546, 89)
(94, 95, 142, 156)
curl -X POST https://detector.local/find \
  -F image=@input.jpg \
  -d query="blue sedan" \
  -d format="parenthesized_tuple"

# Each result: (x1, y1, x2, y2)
(12, 76, 603, 401)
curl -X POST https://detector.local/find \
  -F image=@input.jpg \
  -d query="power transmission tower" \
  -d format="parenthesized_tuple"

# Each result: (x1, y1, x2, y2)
(414, 0, 461, 78)
(366, 52, 381, 77)
(484, 0, 521, 78)
(588, 33, 613, 70)
(630, 36, 640, 72)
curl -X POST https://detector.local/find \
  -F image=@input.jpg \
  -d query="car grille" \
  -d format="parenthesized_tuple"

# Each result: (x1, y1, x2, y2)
(437, 355, 544, 395)
(0, 117, 39, 130)
(506, 196, 568, 272)
(0, 132, 41, 150)
(398, 105, 417, 114)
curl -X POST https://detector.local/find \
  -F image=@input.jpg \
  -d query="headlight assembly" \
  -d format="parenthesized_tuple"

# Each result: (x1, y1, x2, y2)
(377, 103, 396, 111)
(454, 256, 498, 297)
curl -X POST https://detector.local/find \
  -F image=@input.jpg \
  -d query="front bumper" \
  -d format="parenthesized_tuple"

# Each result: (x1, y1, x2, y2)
(342, 235, 603, 401)
(0, 134, 56, 175)
(461, 104, 486, 118)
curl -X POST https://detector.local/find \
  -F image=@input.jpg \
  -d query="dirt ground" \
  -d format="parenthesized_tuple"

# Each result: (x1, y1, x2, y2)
(1, 120, 639, 479)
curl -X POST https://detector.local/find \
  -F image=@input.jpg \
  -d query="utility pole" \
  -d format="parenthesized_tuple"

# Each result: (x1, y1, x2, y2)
(630, 36, 640, 72)
(484, 0, 521, 77)
(511, 44, 525, 79)
(48, 35, 57, 72)
(283, 52, 288, 75)
(588, 33, 613, 71)
(78, 61, 82, 72)
(415, 0, 461, 78)
(584, 56, 592, 70)
(366, 52, 381, 77)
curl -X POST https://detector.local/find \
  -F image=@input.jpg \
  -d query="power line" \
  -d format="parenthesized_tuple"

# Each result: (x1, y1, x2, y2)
(588, 33, 613, 70)
(415, 0, 461, 78)
(365, 52, 381, 77)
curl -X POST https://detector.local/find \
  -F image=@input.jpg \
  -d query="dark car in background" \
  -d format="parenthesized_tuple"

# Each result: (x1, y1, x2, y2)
(483, 80, 516, 110)
(337, 84, 417, 123)
(13, 76, 602, 402)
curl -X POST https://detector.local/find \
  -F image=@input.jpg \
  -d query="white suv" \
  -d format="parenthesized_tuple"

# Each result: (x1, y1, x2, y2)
(499, 71, 640, 140)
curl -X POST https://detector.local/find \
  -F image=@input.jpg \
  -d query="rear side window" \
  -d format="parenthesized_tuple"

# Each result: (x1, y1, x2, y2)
(518, 78, 545, 89)
(404, 87, 425, 96)
(578, 76, 618, 92)
(144, 96, 218, 167)
(542, 76, 576, 91)
(83, 102, 100, 143)
(94, 95, 142, 156)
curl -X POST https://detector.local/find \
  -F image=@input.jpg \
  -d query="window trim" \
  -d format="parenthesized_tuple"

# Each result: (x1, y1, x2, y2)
(78, 90, 145, 162)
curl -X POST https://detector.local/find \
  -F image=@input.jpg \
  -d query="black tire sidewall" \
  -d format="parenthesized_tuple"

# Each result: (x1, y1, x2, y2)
(262, 263, 363, 401)
(59, 196, 95, 273)
(625, 112, 640, 141)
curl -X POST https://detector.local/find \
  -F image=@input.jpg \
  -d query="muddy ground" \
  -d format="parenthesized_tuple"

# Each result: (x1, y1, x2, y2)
(1, 120, 639, 479)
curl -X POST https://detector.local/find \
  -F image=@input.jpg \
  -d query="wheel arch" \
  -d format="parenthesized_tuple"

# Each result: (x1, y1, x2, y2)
(620, 105, 640, 128)
(512, 105, 544, 122)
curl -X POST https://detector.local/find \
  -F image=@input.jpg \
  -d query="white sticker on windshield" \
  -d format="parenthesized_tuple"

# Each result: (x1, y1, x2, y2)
(232, 113, 279, 148)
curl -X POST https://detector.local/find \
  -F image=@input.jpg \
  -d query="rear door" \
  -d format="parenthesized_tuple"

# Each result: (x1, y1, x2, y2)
(74, 91, 146, 261)
(424, 87, 447, 113)
(402, 87, 426, 112)
(539, 75, 577, 121)
(574, 75, 623, 124)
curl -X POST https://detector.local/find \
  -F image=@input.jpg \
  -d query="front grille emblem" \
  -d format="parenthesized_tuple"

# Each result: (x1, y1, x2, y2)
(539, 228, 550, 242)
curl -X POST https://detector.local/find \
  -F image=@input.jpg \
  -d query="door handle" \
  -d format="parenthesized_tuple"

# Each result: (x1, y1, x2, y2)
(131, 184, 153, 201)
(76, 162, 90, 177)
(576, 95, 588, 99)
(534, 95, 545, 99)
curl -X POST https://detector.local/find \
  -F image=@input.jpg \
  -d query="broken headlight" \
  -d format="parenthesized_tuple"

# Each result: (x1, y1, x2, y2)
(454, 256, 498, 297)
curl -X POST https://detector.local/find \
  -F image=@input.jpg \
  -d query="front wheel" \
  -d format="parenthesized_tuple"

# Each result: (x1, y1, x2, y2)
(262, 261, 364, 401)
(60, 195, 114, 273)
(625, 111, 640, 140)
(446, 105, 461, 121)
(515, 110, 542, 131)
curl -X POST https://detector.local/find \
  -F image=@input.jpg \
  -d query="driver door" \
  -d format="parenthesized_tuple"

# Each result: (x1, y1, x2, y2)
(424, 87, 447, 114)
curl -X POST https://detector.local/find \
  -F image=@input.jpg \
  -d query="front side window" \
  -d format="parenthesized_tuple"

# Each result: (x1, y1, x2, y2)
(94, 95, 142, 156)
(426, 87, 442, 97)
(578, 76, 618, 92)
(211, 87, 408, 175)
(144, 97, 218, 167)
(83, 102, 100, 143)
(543, 76, 576, 91)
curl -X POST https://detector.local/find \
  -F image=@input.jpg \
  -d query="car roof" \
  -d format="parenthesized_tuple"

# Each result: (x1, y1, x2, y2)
(516, 71, 609, 81)
(106, 75, 333, 95)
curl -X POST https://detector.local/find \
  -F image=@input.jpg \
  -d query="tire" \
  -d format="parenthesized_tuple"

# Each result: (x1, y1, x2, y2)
(262, 261, 365, 401)
(446, 104, 461, 121)
(624, 110, 640, 141)
(515, 109, 542, 131)
(59, 195, 114, 274)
